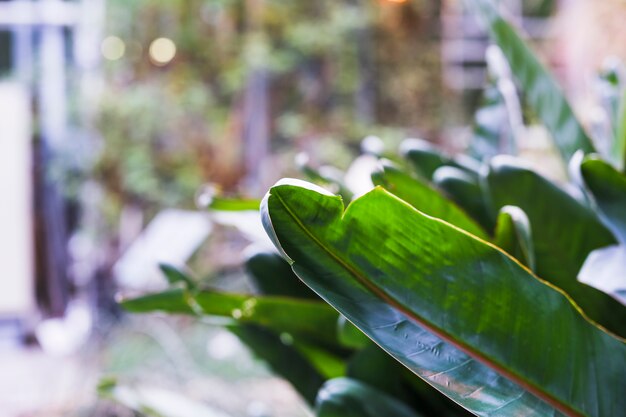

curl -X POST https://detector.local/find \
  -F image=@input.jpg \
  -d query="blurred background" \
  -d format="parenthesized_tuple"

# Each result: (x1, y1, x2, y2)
(0, 0, 625, 416)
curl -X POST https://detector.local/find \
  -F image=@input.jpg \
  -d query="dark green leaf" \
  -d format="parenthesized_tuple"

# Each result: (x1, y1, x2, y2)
(291, 340, 347, 379)
(337, 315, 370, 349)
(347, 344, 412, 404)
(484, 156, 626, 337)
(263, 179, 626, 416)
(493, 205, 535, 270)
(228, 324, 325, 405)
(159, 264, 196, 290)
(581, 156, 626, 244)
(315, 378, 422, 417)
(372, 161, 487, 239)
(467, 0, 595, 162)
(245, 249, 318, 299)
(400, 138, 480, 181)
(432, 166, 495, 232)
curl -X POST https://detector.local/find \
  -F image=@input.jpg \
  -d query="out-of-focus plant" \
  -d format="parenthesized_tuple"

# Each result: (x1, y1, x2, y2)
(96, 0, 447, 226)
(115, 1, 626, 416)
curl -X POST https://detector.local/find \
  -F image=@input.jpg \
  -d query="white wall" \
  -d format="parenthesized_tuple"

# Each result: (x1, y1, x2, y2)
(0, 82, 35, 317)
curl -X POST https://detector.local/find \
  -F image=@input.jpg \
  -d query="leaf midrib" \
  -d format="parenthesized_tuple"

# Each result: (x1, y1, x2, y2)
(272, 187, 582, 417)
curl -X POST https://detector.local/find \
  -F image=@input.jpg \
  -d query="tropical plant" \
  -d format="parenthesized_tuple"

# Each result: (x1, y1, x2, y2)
(117, 1, 626, 416)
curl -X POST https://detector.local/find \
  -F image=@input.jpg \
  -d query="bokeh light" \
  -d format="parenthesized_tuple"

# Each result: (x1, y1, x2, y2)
(149, 37, 177, 66)
(100, 36, 125, 61)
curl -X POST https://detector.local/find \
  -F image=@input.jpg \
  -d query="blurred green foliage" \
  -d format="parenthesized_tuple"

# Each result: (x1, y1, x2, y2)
(96, 0, 447, 224)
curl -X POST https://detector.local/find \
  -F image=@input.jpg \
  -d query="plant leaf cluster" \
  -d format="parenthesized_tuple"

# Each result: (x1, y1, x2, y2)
(117, 1, 626, 416)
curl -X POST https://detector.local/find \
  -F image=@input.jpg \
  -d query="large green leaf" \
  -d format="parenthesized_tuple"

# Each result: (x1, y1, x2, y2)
(371, 161, 487, 239)
(262, 179, 626, 417)
(484, 156, 626, 337)
(467, 0, 595, 162)
(315, 378, 422, 417)
(121, 288, 339, 348)
(581, 156, 626, 244)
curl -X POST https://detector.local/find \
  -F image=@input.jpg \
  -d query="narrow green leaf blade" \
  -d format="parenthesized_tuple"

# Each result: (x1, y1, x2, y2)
(316, 378, 423, 417)
(467, 0, 595, 162)
(159, 264, 196, 290)
(581, 156, 626, 244)
(121, 289, 340, 348)
(485, 156, 626, 337)
(263, 179, 626, 417)
(208, 197, 260, 211)
(372, 162, 488, 239)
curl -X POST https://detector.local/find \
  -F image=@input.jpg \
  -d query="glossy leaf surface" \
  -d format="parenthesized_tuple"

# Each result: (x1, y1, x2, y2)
(468, 0, 595, 162)
(315, 378, 422, 417)
(372, 162, 487, 239)
(263, 179, 626, 416)
(484, 157, 626, 337)
(581, 156, 626, 244)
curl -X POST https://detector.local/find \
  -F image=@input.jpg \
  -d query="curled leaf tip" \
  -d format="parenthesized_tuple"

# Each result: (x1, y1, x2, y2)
(261, 189, 293, 264)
